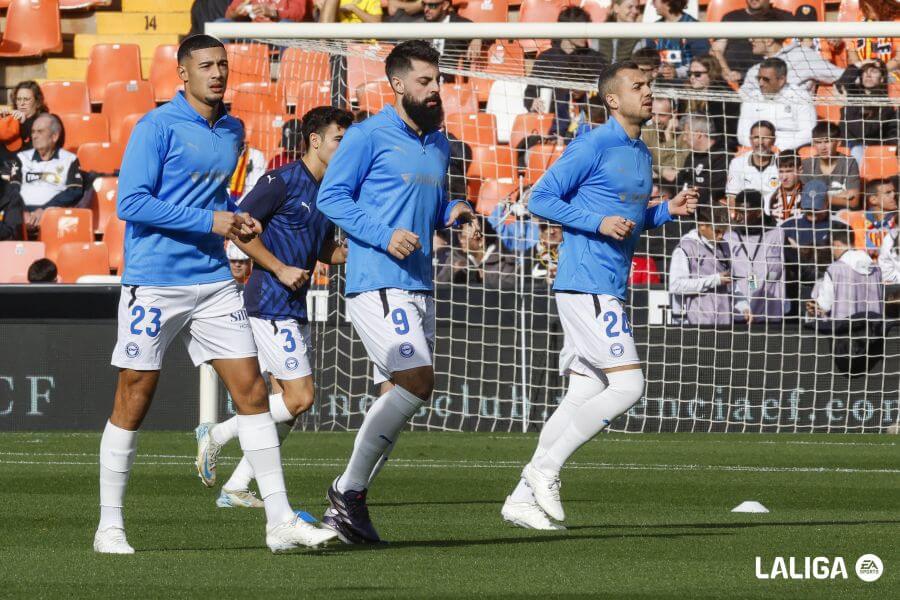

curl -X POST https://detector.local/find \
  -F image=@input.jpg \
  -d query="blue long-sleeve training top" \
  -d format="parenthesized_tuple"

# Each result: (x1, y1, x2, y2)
(529, 116, 672, 300)
(117, 91, 243, 286)
(316, 104, 464, 295)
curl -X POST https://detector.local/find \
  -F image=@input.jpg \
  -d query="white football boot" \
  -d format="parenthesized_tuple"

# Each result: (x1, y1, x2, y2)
(217, 488, 265, 508)
(266, 516, 339, 553)
(522, 463, 565, 521)
(93, 527, 135, 554)
(194, 423, 223, 487)
(501, 496, 566, 531)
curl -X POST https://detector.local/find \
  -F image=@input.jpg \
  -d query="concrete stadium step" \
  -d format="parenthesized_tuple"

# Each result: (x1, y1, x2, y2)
(122, 0, 193, 12)
(46, 57, 154, 80)
(73, 34, 181, 59)
(96, 13, 191, 36)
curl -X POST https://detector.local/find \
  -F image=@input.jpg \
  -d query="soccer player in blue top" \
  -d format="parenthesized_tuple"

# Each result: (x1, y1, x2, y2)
(193, 106, 353, 511)
(94, 35, 336, 554)
(501, 62, 699, 530)
(316, 41, 479, 544)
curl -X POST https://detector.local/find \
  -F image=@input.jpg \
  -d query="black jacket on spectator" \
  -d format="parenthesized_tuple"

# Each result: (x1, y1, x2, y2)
(447, 132, 470, 201)
(0, 185, 24, 240)
(721, 7, 796, 76)
(676, 137, 729, 206)
(190, 0, 230, 35)
(525, 44, 607, 136)
(838, 67, 899, 146)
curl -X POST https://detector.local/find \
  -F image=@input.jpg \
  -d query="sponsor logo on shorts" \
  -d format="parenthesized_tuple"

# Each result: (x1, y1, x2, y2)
(230, 309, 248, 322)
(125, 342, 140, 358)
(399, 342, 415, 358)
(285, 357, 299, 371)
(610, 343, 625, 358)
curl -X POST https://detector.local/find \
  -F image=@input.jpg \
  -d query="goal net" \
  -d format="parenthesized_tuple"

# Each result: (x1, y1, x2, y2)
(206, 20, 900, 434)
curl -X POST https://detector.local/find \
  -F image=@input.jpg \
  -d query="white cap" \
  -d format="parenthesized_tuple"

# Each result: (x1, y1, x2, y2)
(225, 241, 250, 261)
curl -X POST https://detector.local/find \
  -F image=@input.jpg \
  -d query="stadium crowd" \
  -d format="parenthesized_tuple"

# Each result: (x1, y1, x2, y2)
(0, 0, 898, 324)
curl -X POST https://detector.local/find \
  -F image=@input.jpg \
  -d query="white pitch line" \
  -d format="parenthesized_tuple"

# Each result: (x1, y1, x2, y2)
(0, 455, 897, 475)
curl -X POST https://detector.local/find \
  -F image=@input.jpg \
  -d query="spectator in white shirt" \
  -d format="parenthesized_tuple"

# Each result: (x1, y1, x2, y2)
(879, 225, 900, 283)
(727, 120, 780, 207)
(737, 57, 816, 151)
(740, 38, 844, 97)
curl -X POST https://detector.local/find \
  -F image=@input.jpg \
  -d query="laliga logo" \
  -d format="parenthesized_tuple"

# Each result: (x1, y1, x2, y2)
(755, 554, 883, 582)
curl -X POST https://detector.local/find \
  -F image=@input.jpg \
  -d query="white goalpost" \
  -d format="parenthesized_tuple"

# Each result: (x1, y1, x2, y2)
(201, 19, 900, 434)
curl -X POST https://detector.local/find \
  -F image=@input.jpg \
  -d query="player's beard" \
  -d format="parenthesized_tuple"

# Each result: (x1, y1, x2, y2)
(402, 93, 444, 134)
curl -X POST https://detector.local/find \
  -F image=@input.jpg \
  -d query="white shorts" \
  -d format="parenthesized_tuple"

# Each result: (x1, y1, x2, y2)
(111, 280, 257, 370)
(556, 292, 641, 378)
(347, 288, 435, 385)
(249, 316, 314, 380)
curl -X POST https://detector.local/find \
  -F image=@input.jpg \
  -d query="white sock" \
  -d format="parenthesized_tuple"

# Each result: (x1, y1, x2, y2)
(225, 420, 293, 492)
(533, 369, 645, 476)
(212, 394, 292, 447)
(98, 420, 138, 531)
(236, 412, 294, 527)
(337, 385, 422, 493)
(510, 374, 607, 504)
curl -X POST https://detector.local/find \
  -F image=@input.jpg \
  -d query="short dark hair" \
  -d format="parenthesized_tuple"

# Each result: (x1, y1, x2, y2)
(385, 41, 440, 81)
(812, 120, 840, 140)
(830, 220, 854, 245)
(177, 34, 225, 64)
(734, 189, 764, 210)
(777, 150, 801, 169)
(750, 120, 776, 136)
(695, 205, 729, 227)
(759, 57, 788, 79)
(301, 105, 354, 147)
(280, 118, 303, 153)
(866, 177, 896, 196)
(27, 258, 57, 283)
(558, 5, 590, 22)
(659, 0, 688, 12)
(632, 47, 662, 68)
(597, 60, 641, 109)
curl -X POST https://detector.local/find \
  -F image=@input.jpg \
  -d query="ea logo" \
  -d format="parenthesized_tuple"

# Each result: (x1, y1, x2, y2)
(399, 342, 415, 358)
(285, 357, 299, 371)
(855, 554, 883, 582)
(610, 343, 624, 358)
(125, 342, 140, 358)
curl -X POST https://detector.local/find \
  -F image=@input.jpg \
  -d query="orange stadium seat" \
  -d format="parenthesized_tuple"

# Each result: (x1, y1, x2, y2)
(77, 142, 125, 174)
(446, 112, 499, 146)
(59, 113, 109, 152)
(476, 178, 519, 215)
(56, 242, 110, 283)
(39, 208, 94, 262)
(441, 82, 479, 114)
(89, 176, 118, 234)
(580, 0, 609, 22)
(290, 80, 332, 118)
(347, 43, 394, 103)
(0, 0, 63, 58)
(457, 0, 509, 22)
(149, 45, 183, 102)
(467, 144, 517, 180)
(102, 80, 155, 144)
(889, 81, 900, 99)
(815, 85, 843, 124)
(230, 81, 287, 120)
(356, 81, 394, 113)
(860, 145, 899, 180)
(0, 241, 46, 283)
(114, 113, 144, 147)
(473, 41, 526, 102)
(86, 44, 143, 104)
(838, 0, 861, 22)
(103, 215, 126, 272)
(42, 81, 91, 115)
(509, 112, 554, 151)
(524, 142, 564, 184)
(225, 43, 271, 102)
(705, 0, 745, 21)
(60, 0, 111, 8)
(280, 47, 331, 84)
(518, 0, 566, 52)
(243, 113, 290, 157)
(773, 0, 825, 20)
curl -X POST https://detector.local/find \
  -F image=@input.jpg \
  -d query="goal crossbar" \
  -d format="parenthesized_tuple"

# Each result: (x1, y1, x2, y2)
(206, 20, 900, 41)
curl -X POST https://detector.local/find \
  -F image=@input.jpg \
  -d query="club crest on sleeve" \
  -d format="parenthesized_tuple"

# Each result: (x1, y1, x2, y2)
(399, 342, 415, 358)
(610, 343, 625, 358)
(285, 357, 299, 371)
(125, 342, 141, 358)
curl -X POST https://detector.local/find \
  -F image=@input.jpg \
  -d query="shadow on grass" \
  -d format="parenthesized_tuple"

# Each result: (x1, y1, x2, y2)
(566, 518, 900, 532)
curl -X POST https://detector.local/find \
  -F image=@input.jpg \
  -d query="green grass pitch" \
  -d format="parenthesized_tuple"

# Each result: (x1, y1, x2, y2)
(0, 431, 896, 599)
